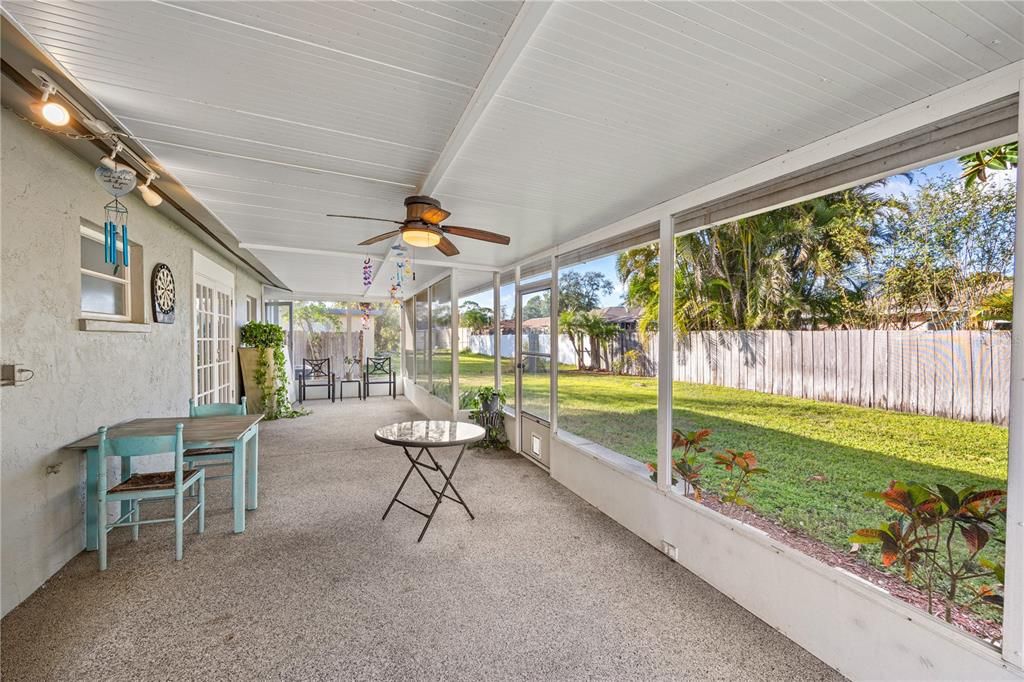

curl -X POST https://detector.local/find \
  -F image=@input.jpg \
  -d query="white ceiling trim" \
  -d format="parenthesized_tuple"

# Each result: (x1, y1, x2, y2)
(418, 1, 551, 195)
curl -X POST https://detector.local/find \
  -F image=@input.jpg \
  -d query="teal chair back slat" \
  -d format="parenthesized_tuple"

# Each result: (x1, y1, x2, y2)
(97, 423, 185, 487)
(189, 398, 246, 418)
(99, 432, 182, 458)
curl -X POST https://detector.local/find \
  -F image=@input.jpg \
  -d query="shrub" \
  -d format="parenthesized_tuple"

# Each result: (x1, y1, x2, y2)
(850, 480, 1006, 622)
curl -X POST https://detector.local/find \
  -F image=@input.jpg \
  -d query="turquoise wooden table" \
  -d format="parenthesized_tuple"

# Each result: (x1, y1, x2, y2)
(65, 415, 262, 550)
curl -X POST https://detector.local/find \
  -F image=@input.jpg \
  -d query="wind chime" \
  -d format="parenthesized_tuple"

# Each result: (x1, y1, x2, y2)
(94, 165, 137, 267)
(104, 198, 129, 266)
(389, 245, 415, 303)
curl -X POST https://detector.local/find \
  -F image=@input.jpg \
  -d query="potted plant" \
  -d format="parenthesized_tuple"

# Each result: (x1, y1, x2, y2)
(474, 386, 506, 414)
(343, 356, 359, 381)
(468, 386, 508, 448)
(239, 321, 306, 420)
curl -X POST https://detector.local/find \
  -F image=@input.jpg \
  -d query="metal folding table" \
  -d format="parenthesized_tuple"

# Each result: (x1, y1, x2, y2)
(375, 420, 484, 541)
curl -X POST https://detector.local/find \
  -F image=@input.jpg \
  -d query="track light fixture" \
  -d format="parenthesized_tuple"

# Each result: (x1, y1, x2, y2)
(138, 172, 162, 207)
(30, 69, 164, 208)
(37, 82, 70, 126)
(99, 142, 123, 170)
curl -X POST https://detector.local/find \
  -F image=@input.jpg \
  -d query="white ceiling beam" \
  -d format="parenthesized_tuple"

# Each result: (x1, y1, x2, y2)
(417, 1, 552, 196)
(239, 243, 499, 272)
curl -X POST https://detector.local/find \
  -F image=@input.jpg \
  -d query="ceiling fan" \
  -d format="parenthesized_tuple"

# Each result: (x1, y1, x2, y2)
(327, 195, 510, 257)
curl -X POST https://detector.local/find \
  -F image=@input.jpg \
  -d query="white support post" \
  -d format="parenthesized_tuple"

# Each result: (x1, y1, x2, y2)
(1003, 81, 1024, 669)
(656, 215, 674, 492)
(513, 265, 522, 453)
(451, 270, 460, 419)
(493, 272, 501, 391)
(550, 254, 559, 434)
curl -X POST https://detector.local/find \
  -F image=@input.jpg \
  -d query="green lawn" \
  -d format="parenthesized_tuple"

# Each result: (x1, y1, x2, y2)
(456, 352, 1009, 556)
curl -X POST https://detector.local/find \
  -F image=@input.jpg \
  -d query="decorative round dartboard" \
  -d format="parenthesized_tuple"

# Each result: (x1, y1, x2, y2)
(151, 263, 176, 324)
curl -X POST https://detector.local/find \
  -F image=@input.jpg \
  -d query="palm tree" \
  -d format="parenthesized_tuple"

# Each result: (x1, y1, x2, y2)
(618, 183, 889, 333)
(581, 311, 619, 371)
(558, 310, 588, 370)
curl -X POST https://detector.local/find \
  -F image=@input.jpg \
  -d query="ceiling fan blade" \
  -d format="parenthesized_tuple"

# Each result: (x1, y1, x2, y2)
(436, 236, 460, 257)
(327, 214, 404, 225)
(441, 225, 511, 245)
(358, 230, 401, 246)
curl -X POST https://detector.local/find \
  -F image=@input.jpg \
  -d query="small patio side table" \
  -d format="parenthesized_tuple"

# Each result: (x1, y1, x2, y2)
(338, 378, 363, 401)
(376, 420, 484, 542)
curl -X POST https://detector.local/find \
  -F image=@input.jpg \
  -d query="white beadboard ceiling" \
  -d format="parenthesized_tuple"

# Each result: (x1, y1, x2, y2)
(5, 0, 1022, 298)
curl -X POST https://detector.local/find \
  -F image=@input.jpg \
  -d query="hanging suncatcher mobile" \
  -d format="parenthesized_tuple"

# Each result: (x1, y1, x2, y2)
(362, 257, 374, 292)
(94, 165, 137, 266)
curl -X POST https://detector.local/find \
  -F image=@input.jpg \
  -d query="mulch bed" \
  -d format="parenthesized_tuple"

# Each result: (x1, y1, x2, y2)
(690, 492, 1002, 646)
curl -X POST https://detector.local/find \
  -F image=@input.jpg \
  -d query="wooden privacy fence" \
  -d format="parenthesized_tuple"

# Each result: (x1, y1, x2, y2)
(674, 330, 1011, 426)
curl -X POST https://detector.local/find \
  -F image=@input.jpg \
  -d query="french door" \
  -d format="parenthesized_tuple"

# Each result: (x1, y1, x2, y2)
(193, 252, 235, 405)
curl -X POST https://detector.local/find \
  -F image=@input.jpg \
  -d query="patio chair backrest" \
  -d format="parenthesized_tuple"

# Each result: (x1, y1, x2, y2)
(189, 397, 246, 417)
(303, 358, 332, 378)
(365, 356, 391, 376)
(98, 424, 185, 481)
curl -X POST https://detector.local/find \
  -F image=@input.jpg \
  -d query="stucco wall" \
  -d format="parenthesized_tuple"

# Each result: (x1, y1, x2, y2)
(0, 110, 263, 615)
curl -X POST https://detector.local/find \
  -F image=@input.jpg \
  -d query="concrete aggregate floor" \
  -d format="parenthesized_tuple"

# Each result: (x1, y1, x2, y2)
(1, 398, 843, 680)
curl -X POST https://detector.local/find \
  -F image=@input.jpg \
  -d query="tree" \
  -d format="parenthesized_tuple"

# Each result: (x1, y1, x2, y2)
(873, 174, 1016, 329)
(581, 311, 619, 371)
(459, 300, 493, 334)
(618, 183, 888, 332)
(374, 302, 401, 354)
(522, 292, 550, 321)
(558, 270, 614, 312)
(959, 142, 1018, 188)
(293, 301, 343, 358)
(559, 310, 588, 370)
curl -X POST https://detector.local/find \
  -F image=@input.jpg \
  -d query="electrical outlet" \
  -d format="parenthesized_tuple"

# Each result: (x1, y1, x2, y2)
(661, 541, 678, 561)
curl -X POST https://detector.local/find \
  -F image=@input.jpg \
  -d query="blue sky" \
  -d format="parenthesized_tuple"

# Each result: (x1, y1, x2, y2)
(463, 155, 1012, 312)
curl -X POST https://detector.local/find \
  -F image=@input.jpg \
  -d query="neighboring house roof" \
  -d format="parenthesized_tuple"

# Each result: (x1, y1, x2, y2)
(593, 306, 642, 324)
(496, 307, 642, 333)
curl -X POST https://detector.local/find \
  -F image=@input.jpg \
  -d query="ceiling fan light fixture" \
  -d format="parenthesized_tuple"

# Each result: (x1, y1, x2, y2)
(402, 226, 442, 248)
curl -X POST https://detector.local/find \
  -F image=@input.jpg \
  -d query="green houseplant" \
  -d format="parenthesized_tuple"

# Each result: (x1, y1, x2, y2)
(239, 321, 306, 420)
(467, 386, 508, 448)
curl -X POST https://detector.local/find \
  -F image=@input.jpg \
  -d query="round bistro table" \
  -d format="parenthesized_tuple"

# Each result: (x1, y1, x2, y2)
(375, 420, 485, 542)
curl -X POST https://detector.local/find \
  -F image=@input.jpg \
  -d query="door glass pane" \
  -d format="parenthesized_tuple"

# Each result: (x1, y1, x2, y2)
(520, 355, 550, 422)
(499, 277, 516, 409)
(81, 273, 125, 315)
(415, 290, 430, 389)
(520, 287, 551, 421)
(431, 277, 452, 402)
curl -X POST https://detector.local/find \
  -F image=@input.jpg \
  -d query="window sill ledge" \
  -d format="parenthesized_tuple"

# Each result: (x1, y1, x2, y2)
(79, 319, 151, 333)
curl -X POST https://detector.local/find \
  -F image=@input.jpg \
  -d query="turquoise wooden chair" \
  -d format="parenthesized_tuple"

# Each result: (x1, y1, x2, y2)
(97, 423, 205, 571)
(185, 398, 246, 481)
